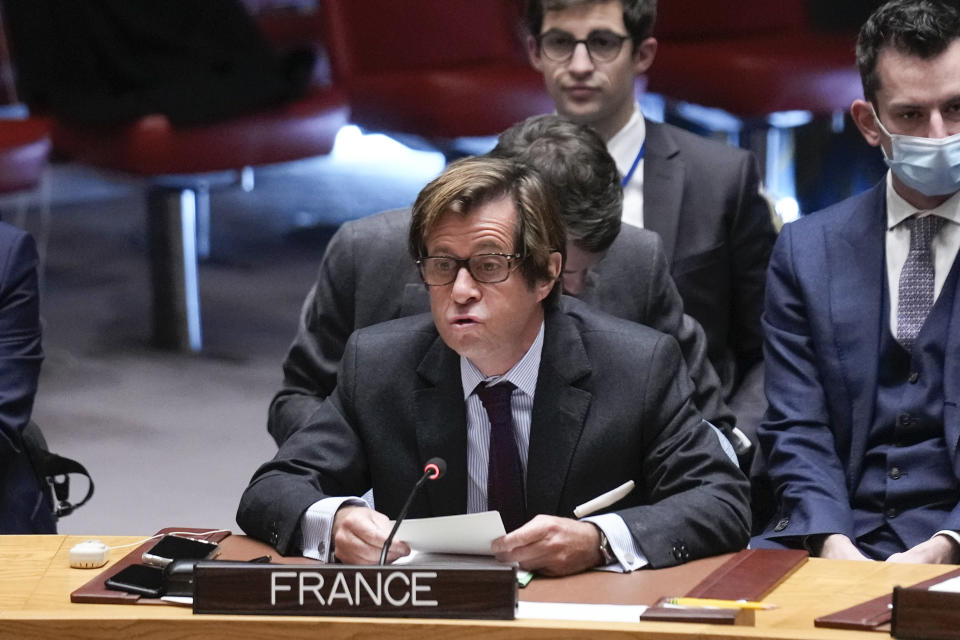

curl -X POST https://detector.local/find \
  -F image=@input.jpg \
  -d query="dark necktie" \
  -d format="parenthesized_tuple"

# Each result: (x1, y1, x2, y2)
(475, 381, 525, 532)
(897, 214, 946, 351)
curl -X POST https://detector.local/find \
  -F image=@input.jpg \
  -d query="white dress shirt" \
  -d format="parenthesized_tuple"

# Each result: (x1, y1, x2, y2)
(606, 103, 647, 230)
(882, 171, 960, 553)
(884, 171, 960, 336)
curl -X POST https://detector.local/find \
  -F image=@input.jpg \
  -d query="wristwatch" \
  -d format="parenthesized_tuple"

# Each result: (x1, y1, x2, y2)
(596, 527, 615, 566)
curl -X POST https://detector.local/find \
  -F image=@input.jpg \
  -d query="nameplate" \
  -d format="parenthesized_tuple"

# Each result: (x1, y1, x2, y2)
(892, 586, 960, 640)
(192, 562, 517, 619)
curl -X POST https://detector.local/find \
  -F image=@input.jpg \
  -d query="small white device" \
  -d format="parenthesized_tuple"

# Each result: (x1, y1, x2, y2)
(69, 540, 109, 569)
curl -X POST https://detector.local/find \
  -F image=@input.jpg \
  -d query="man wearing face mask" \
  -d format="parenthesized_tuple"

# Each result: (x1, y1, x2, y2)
(755, 0, 960, 563)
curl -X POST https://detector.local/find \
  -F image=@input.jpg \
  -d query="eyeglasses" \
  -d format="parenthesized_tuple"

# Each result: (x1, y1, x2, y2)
(416, 253, 522, 286)
(537, 29, 631, 63)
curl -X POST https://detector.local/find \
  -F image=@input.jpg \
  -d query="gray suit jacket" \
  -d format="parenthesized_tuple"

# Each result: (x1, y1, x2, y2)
(269, 207, 733, 445)
(642, 120, 777, 442)
(240, 298, 751, 568)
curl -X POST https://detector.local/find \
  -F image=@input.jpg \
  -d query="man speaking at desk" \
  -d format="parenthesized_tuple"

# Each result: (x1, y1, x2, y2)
(238, 157, 749, 577)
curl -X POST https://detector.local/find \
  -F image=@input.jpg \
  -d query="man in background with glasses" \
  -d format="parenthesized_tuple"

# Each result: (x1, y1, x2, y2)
(238, 156, 750, 576)
(526, 0, 776, 470)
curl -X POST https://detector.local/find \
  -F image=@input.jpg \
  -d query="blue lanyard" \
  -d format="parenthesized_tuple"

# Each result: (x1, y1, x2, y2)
(621, 141, 645, 188)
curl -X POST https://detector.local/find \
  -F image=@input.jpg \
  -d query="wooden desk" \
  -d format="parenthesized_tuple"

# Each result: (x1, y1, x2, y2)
(1, 535, 955, 640)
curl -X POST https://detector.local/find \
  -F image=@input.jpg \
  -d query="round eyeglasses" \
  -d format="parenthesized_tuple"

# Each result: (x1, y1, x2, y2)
(537, 29, 631, 63)
(416, 253, 522, 286)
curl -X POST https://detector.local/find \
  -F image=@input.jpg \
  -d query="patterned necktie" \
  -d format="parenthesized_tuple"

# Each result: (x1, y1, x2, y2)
(475, 381, 526, 532)
(897, 214, 946, 351)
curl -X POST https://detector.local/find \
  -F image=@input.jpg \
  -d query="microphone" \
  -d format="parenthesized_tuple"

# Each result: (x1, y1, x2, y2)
(379, 457, 446, 565)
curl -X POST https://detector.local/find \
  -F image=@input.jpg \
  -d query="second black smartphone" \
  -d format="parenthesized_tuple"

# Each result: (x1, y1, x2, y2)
(104, 564, 165, 598)
(141, 534, 219, 568)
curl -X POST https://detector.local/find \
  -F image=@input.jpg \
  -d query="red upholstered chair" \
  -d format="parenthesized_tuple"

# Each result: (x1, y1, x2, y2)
(32, 7, 349, 353)
(648, 1, 860, 117)
(0, 118, 49, 196)
(0, 13, 51, 280)
(645, 0, 862, 213)
(321, 0, 553, 144)
(0, 118, 51, 289)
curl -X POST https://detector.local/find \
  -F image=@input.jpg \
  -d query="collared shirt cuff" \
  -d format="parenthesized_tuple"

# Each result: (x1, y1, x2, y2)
(705, 420, 739, 467)
(300, 496, 367, 561)
(934, 529, 960, 549)
(583, 512, 648, 572)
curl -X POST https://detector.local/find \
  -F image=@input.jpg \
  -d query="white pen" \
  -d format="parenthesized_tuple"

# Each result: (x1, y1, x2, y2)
(573, 480, 635, 518)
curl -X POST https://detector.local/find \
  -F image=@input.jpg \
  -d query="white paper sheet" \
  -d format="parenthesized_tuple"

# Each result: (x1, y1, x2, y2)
(392, 510, 505, 555)
(393, 550, 507, 566)
(929, 575, 960, 593)
(517, 601, 648, 622)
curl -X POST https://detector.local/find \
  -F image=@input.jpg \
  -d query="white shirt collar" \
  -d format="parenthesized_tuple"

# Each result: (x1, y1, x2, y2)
(606, 102, 646, 177)
(460, 322, 544, 400)
(885, 170, 960, 230)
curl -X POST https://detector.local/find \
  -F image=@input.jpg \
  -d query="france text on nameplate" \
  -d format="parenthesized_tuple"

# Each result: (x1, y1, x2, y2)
(191, 562, 517, 619)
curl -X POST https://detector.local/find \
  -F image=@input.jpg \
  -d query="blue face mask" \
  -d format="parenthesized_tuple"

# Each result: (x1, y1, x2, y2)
(873, 106, 960, 197)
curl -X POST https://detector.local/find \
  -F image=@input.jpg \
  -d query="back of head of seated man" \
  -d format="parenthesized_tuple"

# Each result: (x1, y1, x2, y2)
(269, 114, 735, 452)
(490, 114, 622, 296)
(490, 116, 741, 456)
(238, 155, 751, 576)
(524, 0, 777, 446)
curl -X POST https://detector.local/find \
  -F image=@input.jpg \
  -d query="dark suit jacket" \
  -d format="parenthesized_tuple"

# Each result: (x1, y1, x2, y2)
(0, 222, 50, 534)
(239, 298, 751, 567)
(642, 120, 777, 441)
(756, 181, 960, 542)
(268, 207, 733, 445)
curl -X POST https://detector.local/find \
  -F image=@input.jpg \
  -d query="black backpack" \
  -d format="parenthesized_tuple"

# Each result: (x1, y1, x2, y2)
(21, 421, 94, 523)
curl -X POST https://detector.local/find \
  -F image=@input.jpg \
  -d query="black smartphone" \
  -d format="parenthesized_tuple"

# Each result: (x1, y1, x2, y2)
(104, 564, 165, 598)
(141, 534, 219, 568)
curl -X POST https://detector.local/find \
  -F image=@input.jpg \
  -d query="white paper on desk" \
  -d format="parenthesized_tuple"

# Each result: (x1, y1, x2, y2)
(929, 575, 960, 593)
(394, 550, 510, 566)
(391, 511, 505, 555)
(517, 601, 648, 622)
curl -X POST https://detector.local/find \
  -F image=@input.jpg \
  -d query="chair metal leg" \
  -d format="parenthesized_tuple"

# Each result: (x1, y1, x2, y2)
(35, 168, 51, 295)
(147, 186, 202, 352)
(195, 184, 211, 261)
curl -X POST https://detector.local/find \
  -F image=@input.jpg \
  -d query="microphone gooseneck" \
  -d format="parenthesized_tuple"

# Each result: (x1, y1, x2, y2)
(379, 457, 446, 565)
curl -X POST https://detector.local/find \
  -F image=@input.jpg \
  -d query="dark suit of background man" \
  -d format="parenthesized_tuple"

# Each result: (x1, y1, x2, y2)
(0, 222, 50, 533)
(238, 156, 750, 576)
(270, 115, 740, 462)
(525, 0, 777, 448)
(757, 0, 960, 564)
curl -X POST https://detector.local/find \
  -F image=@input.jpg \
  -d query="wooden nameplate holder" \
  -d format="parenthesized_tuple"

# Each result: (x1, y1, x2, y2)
(71, 528, 515, 619)
(817, 566, 960, 632)
(638, 548, 808, 626)
(191, 562, 517, 619)
(891, 584, 960, 639)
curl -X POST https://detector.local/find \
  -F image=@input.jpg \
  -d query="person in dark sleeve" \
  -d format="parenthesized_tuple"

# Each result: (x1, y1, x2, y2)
(0, 221, 49, 533)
